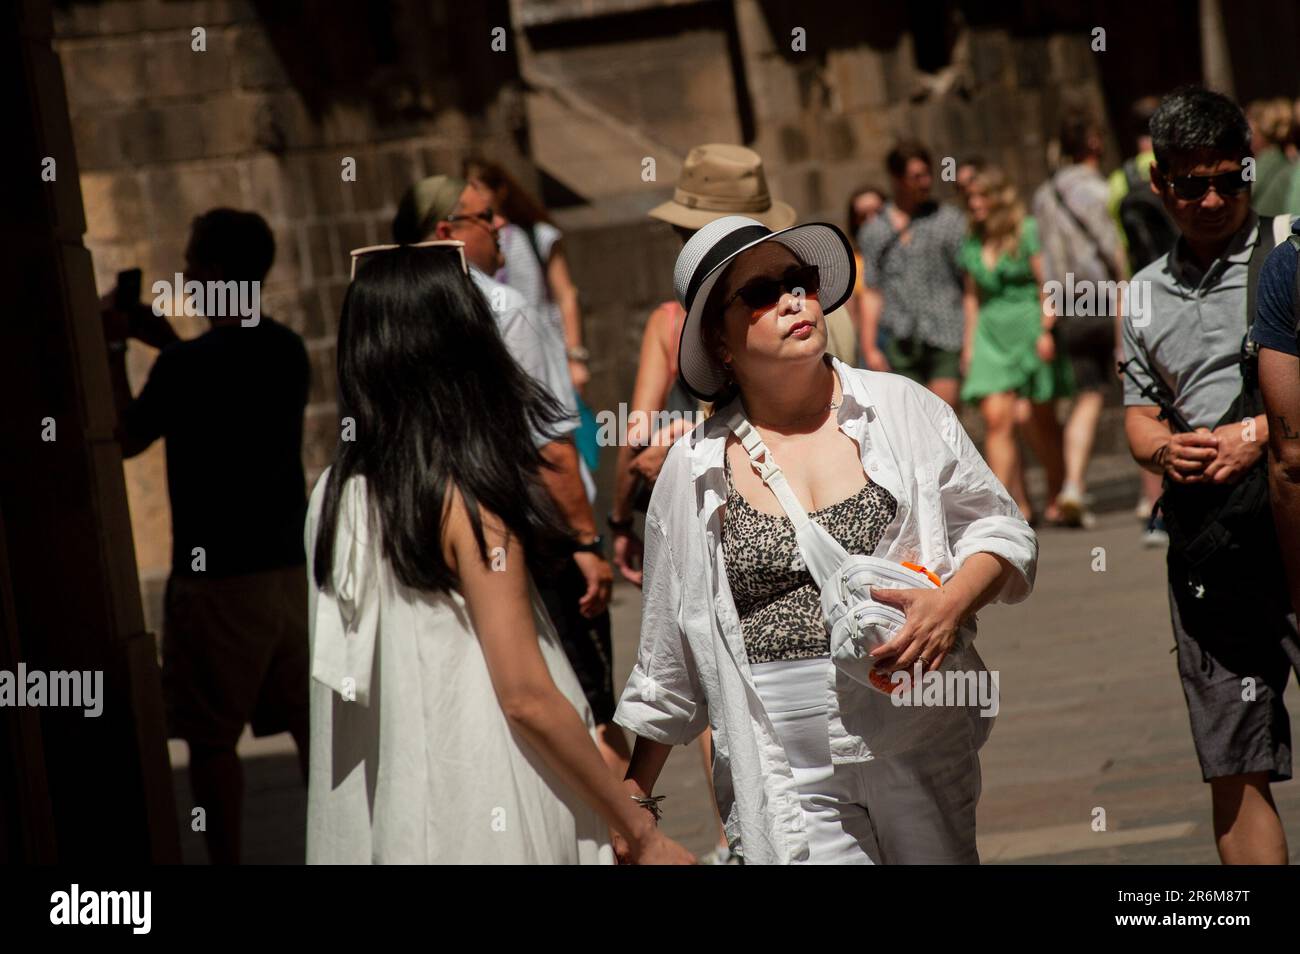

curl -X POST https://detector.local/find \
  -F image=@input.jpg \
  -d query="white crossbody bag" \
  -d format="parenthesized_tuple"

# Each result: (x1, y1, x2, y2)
(726, 406, 994, 756)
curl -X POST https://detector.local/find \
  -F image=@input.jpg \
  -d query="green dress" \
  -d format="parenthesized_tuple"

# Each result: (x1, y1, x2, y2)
(959, 217, 1075, 403)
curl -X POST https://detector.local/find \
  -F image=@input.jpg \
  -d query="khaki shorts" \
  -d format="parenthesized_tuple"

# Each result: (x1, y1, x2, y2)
(162, 565, 309, 748)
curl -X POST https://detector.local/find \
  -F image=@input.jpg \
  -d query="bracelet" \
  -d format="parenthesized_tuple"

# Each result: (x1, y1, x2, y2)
(567, 345, 590, 363)
(631, 793, 666, 821)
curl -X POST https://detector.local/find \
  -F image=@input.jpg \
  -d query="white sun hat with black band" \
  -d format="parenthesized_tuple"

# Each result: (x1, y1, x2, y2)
(674, 214, 856, 401)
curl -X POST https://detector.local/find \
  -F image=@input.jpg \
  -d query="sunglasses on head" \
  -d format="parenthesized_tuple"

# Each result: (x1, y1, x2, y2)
(348, 239, 467, 280)
(1160, 167, 1250, 201)
(725, 263, 821, 311)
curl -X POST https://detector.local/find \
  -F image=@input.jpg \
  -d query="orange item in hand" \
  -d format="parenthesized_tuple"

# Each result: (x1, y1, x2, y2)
(901, 561, 942, 587)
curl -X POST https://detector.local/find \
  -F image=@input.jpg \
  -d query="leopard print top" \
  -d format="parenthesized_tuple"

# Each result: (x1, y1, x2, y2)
(721, 452, 898, 664)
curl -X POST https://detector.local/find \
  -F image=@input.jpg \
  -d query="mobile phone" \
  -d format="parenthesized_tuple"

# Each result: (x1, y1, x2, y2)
(115, 268, 142, 311)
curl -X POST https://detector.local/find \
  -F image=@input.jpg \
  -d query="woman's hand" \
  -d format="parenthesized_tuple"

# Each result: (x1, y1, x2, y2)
(866, 586, 964, 672)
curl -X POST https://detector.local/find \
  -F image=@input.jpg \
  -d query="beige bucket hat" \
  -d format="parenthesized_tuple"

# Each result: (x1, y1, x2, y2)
(649, 143, 796, 231)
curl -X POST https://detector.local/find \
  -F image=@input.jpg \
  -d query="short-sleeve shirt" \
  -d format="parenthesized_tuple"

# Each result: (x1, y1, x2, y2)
(1032, 163, 1123, 290)
(1120, 213, 1267, 430)
(471, 267, 579, 449)
(124, 318, 309, 577)
(856, 201, 967, 351)
(1250, 219, 1300, 357)
(496, 221, 563, 335)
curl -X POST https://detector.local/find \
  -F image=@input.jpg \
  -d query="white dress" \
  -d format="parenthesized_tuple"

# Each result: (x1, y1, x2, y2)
(304, 470, 614, 864)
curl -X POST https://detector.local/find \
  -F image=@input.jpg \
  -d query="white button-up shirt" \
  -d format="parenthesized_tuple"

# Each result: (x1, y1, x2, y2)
(613, 355, 1038, 864)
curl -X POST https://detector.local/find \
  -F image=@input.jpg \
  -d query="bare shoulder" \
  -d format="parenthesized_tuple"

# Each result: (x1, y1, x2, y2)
(441, 481, 510, 576)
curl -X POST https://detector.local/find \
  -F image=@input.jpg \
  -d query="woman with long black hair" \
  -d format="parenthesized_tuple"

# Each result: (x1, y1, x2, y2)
(304, 243, 691, 864)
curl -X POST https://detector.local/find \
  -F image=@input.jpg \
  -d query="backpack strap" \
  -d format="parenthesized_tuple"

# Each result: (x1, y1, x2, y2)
(1246, 216, 1281, 331)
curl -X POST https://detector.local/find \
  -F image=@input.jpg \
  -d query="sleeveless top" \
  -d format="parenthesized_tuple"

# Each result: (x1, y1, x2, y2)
(721, 453, 898, 664)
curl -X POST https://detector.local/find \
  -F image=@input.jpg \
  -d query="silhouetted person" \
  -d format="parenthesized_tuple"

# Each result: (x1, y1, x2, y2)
(102, 208, 310, 864)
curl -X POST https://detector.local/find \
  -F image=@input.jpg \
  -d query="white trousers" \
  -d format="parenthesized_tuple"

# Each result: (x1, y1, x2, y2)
(750, 657, 982, 864)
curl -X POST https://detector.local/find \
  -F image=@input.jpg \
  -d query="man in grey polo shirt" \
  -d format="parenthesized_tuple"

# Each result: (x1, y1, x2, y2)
(1120, 87, 1300, 865)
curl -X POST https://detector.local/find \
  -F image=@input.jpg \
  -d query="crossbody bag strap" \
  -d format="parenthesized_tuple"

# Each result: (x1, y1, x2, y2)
(727, 409, 812, 533)
(724, 406, 848, 587)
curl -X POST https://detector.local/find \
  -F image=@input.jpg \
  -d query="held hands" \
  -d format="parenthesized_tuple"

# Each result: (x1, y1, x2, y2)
(866, 585, 963, 673)
(612, 779, 695, 865)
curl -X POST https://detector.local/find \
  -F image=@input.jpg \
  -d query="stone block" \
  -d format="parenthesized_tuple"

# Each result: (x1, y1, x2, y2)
(79, 170, 147, 241)
(118, 103, 210, 164)
(142, 162, 243, 231)
(58, 38, 149, 110)
(231, 24, 288, 89)
(144, 31, 233, 97)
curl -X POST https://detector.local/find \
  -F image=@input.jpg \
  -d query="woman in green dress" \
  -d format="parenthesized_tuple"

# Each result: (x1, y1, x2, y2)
(959, 166, 1072, 525)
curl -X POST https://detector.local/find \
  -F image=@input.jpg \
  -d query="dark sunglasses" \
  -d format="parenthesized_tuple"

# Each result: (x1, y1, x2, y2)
(726, 264, 821, 311)
(1160, 168, 1250, 201)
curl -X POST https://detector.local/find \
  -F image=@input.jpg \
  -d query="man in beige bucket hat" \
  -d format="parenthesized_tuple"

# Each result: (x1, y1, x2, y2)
(648, 143, 797, 231)
(610, 143, 855, 864)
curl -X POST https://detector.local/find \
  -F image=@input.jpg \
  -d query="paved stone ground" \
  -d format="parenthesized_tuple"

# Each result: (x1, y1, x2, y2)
(175, 508, 1300, 864)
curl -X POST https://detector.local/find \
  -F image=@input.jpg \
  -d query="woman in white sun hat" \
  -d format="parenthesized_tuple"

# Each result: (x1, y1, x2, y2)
(611, 215, 1038, 864)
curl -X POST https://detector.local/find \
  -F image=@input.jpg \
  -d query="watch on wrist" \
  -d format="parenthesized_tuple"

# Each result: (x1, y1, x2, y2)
(571, 534, 604, 556)
(606, 511, 634, 532)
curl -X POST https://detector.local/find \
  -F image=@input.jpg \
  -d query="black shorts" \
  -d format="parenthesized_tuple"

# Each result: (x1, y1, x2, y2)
(1166, 560, 1300, 782)
(1057, 317, 1118, 392)
(535, 558, 615, 725)
(162, 566, 309, 748)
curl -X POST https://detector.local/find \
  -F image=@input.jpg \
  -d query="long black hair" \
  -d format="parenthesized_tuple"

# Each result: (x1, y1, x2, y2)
(313, 245, 575, 594)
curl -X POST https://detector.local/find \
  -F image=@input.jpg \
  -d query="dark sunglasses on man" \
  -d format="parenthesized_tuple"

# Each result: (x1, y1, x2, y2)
(1155, 165, 1251, 201)
(726, 263, 821, 311)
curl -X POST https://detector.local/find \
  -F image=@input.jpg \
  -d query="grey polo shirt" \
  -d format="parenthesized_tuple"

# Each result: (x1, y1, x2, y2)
(1120, 213, 1264, 430)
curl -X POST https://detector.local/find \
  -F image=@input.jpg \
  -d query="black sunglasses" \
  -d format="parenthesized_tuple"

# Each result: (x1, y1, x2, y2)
(725, 264, 821, 311)
(1160, 168, 1250, 201)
